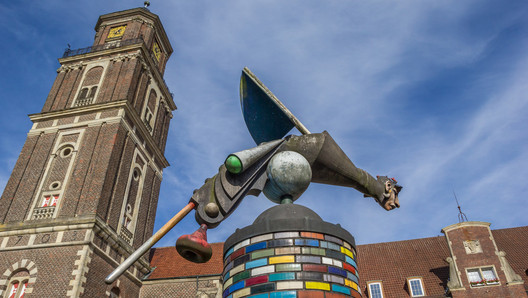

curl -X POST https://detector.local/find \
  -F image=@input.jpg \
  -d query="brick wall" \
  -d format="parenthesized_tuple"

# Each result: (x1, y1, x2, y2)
(443, 222, 527, 298)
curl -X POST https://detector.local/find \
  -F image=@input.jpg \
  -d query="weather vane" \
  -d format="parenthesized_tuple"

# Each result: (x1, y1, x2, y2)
(453, 191, 468, 223)
(106, 67, 403, 284)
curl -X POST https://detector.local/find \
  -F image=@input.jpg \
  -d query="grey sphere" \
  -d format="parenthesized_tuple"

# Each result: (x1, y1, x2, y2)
(263, 151, 312, 204)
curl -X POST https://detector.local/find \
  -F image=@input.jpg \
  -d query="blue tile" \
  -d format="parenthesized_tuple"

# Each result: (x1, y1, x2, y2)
(234, 254, 250, 267)
(328, 266, 347, 277)
(246, 258, 268, 269)
(332, 284, 351, 295)
(225, 247, 234, 259)
(249, 294, 269, 298)
(246, 242, 267, 253)
(270, 291, 297, 298)
(347, 272, 358, 283)
(345, 256, 356, 267)
(269, 272, 296, 281)
(228, 281, 244, 294)
(295, 239, 319, 247)
(326, 242, 340, 251)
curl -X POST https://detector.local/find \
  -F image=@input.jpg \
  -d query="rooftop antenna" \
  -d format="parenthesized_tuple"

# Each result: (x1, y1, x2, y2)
(453, 191, 468, 223)
(144, 1, 150, 8)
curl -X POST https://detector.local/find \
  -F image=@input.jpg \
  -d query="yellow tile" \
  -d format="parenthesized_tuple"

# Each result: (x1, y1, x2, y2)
(269, 255, 295, 264)
(341, 246, 353, 258)
(233, 287, 251, 298)
(345, 279, 352, 287)
(223, 277, 233, 290)
(344, 279, 359, 291)
(351, 281, 358, 291)
(305, 281, 330, 291)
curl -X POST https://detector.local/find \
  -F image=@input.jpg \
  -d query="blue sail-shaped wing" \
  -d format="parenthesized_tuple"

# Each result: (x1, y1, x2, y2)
(240, 68, 295, 145)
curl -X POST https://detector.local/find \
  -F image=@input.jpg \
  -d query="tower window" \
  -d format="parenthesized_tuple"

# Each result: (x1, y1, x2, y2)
(4, 270, 29, 298)
(367, 281, 384, 298)
(407, 277, 425, 296)
(41, 194, 59, 207)
(143, 108, 154, 132)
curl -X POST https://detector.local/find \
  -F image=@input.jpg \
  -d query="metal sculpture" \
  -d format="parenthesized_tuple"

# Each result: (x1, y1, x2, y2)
(105, 67, 402, 284)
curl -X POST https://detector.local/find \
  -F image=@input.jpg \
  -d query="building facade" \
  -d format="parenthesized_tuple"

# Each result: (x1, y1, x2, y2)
(144, 223, 528, 298)
(0, 7, 527, 298)
(0, 7, 175, 297)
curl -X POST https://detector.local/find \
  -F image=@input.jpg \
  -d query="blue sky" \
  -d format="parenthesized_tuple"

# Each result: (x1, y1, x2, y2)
(0, 1, 527, 248)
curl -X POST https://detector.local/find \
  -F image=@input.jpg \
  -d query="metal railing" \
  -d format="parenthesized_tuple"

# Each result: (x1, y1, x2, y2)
(62, 37, 145, 58)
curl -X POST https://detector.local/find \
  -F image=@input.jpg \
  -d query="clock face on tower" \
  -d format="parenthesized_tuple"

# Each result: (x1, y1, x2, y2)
(107, 25, 127, 39)
(152, 41, 161, 62)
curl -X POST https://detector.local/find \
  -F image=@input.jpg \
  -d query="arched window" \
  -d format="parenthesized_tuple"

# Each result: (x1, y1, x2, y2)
(4, 270, 29, 298)
(74, 66, 103, 107)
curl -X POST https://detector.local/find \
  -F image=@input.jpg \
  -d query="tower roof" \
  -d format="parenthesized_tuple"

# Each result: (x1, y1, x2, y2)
(95, 7, 173, 56)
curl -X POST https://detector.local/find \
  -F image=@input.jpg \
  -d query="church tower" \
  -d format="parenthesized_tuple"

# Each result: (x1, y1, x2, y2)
(0, 7, 175, 297)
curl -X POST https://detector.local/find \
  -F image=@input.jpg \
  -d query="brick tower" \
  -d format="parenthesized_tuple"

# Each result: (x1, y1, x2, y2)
(0, 7, 175, 297)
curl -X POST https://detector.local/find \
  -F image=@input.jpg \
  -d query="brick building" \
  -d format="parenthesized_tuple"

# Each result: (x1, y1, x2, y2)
(0, 6, 527, 298)
(0, 7, 176, 298)
(142, 222, 527, 298)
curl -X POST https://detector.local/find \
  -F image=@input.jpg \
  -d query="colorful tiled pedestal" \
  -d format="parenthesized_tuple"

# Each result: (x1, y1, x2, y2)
(222, 204, 361, 298)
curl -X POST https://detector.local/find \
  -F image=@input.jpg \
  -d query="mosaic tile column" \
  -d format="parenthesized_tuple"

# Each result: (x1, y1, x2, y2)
(222, 204, 361, 298)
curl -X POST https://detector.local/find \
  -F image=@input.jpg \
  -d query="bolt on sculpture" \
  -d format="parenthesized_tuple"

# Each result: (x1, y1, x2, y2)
(105, 67, 402, 284)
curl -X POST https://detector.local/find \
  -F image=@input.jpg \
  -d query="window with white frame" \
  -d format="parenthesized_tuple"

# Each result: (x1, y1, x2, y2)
(407, 277, 425, 296)
(467, 266, 499, 287)
(367, 281, 384, 298)
(4, 272, 29, 298)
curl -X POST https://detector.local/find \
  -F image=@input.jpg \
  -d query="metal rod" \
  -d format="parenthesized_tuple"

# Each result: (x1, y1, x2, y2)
(105, 202, 196, 284)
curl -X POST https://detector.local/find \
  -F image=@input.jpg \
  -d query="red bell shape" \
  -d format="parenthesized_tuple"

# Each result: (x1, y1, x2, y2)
(175, 224, 212, 263)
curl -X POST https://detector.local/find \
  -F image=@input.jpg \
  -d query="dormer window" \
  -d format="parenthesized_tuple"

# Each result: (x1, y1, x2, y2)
(467, 266, 499, 287)
(407, 277, 425, 297)
(367, 281, 384, 298)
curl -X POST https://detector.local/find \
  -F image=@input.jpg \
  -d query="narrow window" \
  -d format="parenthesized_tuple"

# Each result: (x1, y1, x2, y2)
(143, 108, 154, 131)
(408, 277, 425, 297)
(89, 86, 98, 98)
(40, 194, 59, 207)
(78, 88, 88, 100)
(367, 281, 384, 298)
(4, 271, 29, 298)
(6, 281, 19, 298)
